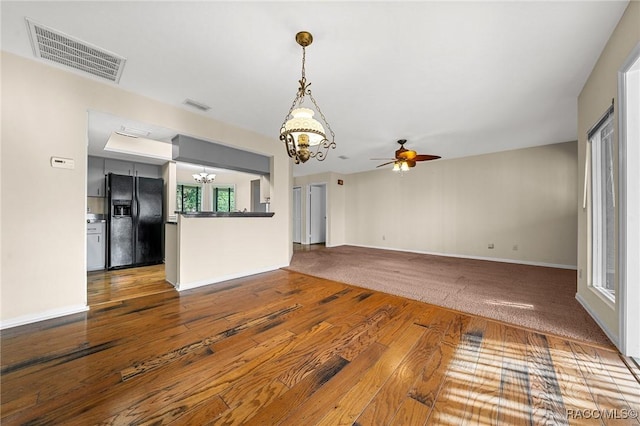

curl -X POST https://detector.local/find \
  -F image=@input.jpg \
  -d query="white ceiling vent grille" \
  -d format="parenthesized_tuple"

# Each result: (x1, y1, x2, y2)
(25, 18, 126, 83)
(183, 99, 212, 112)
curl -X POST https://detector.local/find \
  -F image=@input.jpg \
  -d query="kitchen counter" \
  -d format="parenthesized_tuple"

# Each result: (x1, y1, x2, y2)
(175, 211, 274, 218)
(165, 211, 284, 291)
(87, 213, 106, 223)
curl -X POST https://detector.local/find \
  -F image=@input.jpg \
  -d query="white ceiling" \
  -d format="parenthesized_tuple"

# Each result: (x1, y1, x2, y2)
(1, 1, 629, 177)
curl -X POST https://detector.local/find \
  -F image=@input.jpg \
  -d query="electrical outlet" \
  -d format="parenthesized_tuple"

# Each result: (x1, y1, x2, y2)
(488, 243, 494, 249)
(579, 269, 583, 279)
(513, 245, 518, 251)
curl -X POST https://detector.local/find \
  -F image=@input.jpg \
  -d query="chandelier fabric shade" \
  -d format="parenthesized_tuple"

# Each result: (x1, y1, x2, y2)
(280, 31, 336, 164)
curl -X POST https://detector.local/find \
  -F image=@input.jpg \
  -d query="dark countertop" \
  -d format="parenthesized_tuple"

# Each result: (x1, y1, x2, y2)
(176, 211, 275, 218)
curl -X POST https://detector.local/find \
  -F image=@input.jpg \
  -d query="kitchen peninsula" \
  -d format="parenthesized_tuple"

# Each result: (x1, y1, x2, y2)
(165, 211, 278, 291)
(177, 211, 274, 218)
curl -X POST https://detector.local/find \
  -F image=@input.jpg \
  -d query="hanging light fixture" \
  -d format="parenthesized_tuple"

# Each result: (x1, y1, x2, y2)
(192, 167, 216, 184)
(392, 161, 410, 172)
(280, 31, 336, 164)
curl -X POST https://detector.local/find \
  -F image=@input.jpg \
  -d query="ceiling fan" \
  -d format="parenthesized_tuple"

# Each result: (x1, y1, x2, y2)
(372, 139, 441, 171)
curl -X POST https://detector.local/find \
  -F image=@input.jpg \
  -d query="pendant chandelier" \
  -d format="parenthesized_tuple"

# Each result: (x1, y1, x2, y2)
(280, 31, 336, 164)
(192, 168, 216, 184)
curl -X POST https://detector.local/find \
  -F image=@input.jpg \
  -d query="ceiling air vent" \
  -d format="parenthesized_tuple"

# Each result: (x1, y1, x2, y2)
(183, 99, 212, 112)
(25, 18, 126, 83)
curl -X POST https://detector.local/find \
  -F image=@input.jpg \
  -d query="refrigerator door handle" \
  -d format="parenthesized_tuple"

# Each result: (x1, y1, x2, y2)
(133, 177, 139, 265)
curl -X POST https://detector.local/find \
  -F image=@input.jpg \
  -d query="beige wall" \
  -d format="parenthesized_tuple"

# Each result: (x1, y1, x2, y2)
(293, 172, 347, 247)
(1, 52, 291, 327)
(162, 161, 178, 222)
(87, 197, 106, 215)
(345, 141, 578, 268)
(576, 1, 640, 342)
(175, 216, 286, 289)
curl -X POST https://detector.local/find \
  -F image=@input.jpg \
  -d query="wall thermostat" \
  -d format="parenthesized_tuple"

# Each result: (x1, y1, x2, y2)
(51, 157, 75, 169)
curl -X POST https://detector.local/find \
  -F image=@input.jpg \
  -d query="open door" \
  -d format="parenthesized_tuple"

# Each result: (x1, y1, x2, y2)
(308, 184, 326, 244)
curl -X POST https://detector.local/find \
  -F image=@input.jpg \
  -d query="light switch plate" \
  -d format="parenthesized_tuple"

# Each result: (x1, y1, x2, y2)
(51, 157, 75, 169)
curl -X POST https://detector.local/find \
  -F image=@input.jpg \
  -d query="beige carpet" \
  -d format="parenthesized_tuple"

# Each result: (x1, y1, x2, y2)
(287, 245, 612, 347)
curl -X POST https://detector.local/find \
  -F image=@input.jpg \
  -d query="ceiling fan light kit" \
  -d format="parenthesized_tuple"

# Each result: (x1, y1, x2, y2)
(280, 31, 336, 164)
(394, 161, 410, 172)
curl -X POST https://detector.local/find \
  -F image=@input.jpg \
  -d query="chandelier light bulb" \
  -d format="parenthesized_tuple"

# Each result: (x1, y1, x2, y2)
(193, 170, 216, 184)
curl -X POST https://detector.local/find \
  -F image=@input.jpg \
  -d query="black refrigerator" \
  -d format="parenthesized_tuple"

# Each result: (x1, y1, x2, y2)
(107, 173, 164, 270)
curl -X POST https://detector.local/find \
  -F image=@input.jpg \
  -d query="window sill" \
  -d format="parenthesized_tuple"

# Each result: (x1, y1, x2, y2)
(588, 284, 616, 308)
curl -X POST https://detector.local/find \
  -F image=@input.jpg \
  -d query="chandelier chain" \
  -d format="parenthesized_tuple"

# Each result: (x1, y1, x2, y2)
(281, 93, 301, 131)
(301, 46, 306, 81)
(308, 92, 335, 140)
(279, 31, 336, 163)
(297, 46, 311, 100)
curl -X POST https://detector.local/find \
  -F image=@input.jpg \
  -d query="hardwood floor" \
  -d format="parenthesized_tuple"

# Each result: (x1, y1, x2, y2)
(87, 264, 175, 306)
(2, 266, 639, 425)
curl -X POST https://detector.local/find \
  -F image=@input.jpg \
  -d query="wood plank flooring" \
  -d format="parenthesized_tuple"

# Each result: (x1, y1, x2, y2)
(2, 266, 639, 425)
(87, 264, 174, 306)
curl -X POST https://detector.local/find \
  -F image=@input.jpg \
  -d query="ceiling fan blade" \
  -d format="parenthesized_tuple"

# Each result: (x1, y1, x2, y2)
(376, 161, 396, 168)
(414, 154, 441, 161)
(370, 158, 395, 161)
(381, 140, 440, 168)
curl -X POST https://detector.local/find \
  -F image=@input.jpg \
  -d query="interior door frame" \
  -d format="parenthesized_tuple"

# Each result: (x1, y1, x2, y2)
(306, 182, 327, 245)
(292, 186, 302, 244)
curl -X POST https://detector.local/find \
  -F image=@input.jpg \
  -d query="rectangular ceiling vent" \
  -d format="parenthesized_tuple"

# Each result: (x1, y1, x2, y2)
(25, 18, 126, 83)
(183, 99, 212, 112)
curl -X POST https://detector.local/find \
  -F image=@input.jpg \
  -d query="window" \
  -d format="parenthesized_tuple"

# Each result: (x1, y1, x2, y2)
(590, 114, 615, 301)
(213, 186, 235, 212)
(177, 184, 201, 212)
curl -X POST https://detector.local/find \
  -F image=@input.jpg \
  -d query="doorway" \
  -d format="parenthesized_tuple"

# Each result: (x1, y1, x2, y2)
(251, 179, 266, 212)
(293, 187, 302, 243)
(308, 183, 327, 244)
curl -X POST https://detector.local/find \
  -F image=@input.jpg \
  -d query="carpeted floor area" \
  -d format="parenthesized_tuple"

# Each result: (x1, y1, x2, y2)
(286, 245, 612, 347)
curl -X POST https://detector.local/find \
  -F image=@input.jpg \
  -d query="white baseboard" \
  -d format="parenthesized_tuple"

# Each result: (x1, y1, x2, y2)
(575, 292, 619, 347)
(348, 244, 577, 270)
(0, 304, 89, 330)
(177, 263, 289, 292)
